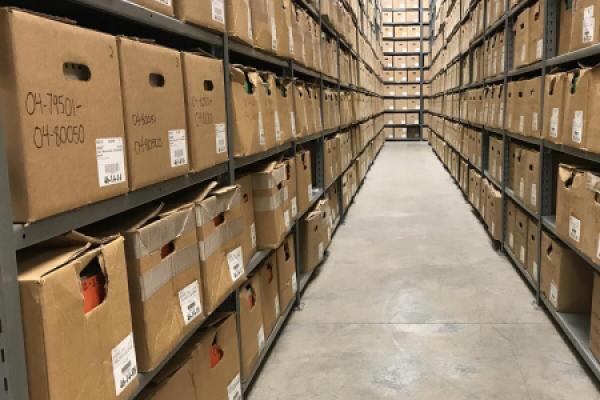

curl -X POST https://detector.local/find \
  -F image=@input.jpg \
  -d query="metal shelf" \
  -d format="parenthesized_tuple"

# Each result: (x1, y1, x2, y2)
(229, 41, 289, 68)
(544, 141, 600, 164)
(504, 246, 536, 291)
(234, 142, 293, 169)
(14, 163, 228, 250)
(508, 61, 543, 77)
(547, 44, 600, 67)
(484, 170, 502, 190)
(505, 188, 538, 221)
(505, 131, 542, 146)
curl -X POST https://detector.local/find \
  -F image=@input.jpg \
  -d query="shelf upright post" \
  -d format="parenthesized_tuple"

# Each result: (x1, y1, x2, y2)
(501, 1, 510, 253)
(223, 15, 236, 186)
(419, 0, 424, 139)
(0, 117, 30, 400)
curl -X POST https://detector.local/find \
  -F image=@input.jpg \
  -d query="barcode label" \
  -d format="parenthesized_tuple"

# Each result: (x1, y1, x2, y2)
(96, 138, 126, 188)
(291, 273, 298, 294)
(569, 215, 581, 242)
(549, 281, 558, 308)
(251, 223, 257, 249)
(274, 295, 280, 318)
(257, 325, 266, 352)
(530, 184, 537, 207)
(258, 112, 266, 145)
(247, 0, 253, 41)
(111, 333, 138, 396)
(291, 197, 298, 218)
(584, 6, 595, 43)
(550, 108, 559, 138)
(572, 111, 583, 143)
(290, 112, 297, 137)
(532, 112, 538, 131)
(227, 246, 245, 281)
(211, 0, 225, 23)
(284, 210, 291, 229)
(155, 0, 172, 5)
(178, 281, 202, 325)
(216, 123, 227, 154)
(289, 27, 294, 54)
(168, 129, 188, 167)
(227, 374, 242, 400)
(275, 112, 282, 141)
(318, 242, 325, 259)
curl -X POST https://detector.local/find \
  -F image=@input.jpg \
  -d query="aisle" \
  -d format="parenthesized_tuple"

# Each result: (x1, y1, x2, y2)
(248, 143, 600, 400)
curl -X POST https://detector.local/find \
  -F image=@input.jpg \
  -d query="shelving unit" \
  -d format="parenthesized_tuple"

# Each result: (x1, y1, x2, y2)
(424, 0, 600, 381)
(0, 1, 386, 399)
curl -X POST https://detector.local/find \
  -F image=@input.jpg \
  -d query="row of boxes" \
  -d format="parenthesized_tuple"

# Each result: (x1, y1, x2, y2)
(383, 39, 430, 53)
(384, 99, 422, 110)
(383, 69, 422, 82)
(382, 10, 421, 23)
(383, 55, 422, 68)
(385, 112, 421, 125)
(384, 84, 424, 96)
(512, 0, 544, 69)
(508, 143, 540, 213)
(505, 199, 539, 280)
(383, 25, 425, 38)
(382, 0, 422, 9)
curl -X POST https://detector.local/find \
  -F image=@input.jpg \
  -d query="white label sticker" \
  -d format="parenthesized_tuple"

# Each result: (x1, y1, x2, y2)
(509, 232, 514, 248)
(112, 333, 138, 396)
(274, 112, 282, 141)
(271, 18, 277, 50)
(519, 178, 525, 198)
(519, 115, 525, 133)
(549, 281, 558, 308)
(247, 3, 253, 41)
(584, 6, 595, 43)
(96, 138, 126, 187)
(291, 197, 298, 218)
(532, 112, 539, 131)
(288, 27, 294, 54)
(533, 261, 539, 282)
(597, 234, 600, 260)
(274, 294, 281, 318)
(308, 183, 313, 200)
(569, 215, 581, 242)
(291, 272, 298, 294)
(250, 223, 256, 249)
(227, 374, 242, 400)
(216, 123, 227, 154)
(491, 222, 496, 236)
(156, 0, 172, 5)
(550, 108, 559, 138)
(227, 246, 244, 281)
(572, 110, 583, 143)
(290, 112, 296, 137)
(531, 183, 537, 206)
(520, 246, 526, 263)
(258, 112, 266, 145)
(521, 43, 527, 63)
(178, 281, 202, 325)
(257, 325, 266, 352)
(536, 39, 543, 59)
(168, 129, 188, 167)
(284, 209, 290, 229)
(318, 242, 325, 259)
(211, 0, 225, 23)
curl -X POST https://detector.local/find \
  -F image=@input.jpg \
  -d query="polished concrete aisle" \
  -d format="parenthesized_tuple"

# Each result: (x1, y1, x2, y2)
(248, 142, 600, 400)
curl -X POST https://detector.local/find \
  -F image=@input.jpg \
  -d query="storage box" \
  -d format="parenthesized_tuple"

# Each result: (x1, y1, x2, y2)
(227, 0, 253, 45)
(258, 253, 280, 338)
(252, 162, 291, 248)
(296, 150, 314, 216)
(486, 186, 503, 240)
(563, 66, 600, 153)
(19, 234, 138, 400)
(527, 218, 540, 281)
(543, 72, 568, 144)
(0, 9, 128, 222)
(513, 8, 530, 68)
(139, 352, 196, 399)
(230, 66, 268, 157)
(570, 0, 600, 51)
(514, 206, 529, 266)
(277, 234, 297, 312)
(540, 232, 594, 312)
(300, 202, 329, 272)
(250, 0, 275, 53)
(236, 175, 258, 266)
(274, 0, 292, 59)
(175, 0, 226, 32)
(522, 148, 540, 212)
(118, 37, 189, 190)
(239, 273, 265, 380)
(181, 52, 228, 172)
(506, 199, 517, 252)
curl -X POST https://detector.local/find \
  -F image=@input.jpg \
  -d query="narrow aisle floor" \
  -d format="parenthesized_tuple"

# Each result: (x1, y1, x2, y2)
(249, 143, 600, 400)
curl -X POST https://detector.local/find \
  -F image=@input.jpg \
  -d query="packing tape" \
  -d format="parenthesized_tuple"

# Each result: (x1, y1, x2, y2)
(198, 217, 244, 261)
(134, 210, 196, 259)
(139, 244, 200, 302)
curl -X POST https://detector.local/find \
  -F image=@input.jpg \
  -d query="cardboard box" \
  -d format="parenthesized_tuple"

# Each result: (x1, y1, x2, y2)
(87, 202, 204, 372)
(527, 218, 540, 281)
(479, 178, 489, 219)
(252, 162, 291, 248)
(250, 0, 275, 53)
(522, 148, 540, 212)
(513, 8, 530, 68)
(139, 352, 196, 399)
(514, 205, 529, 266)
(239, 273, 265, 380)
(563, 66, 600, 153)
(181, 52, 228, 172)
(118, 37, 189, 190)
(570, 0, 600, 51)
(230, 66, 268, 157)
(540, 232, 594, 312)
(18, 234, 138, 400)
(256, 72, 278, 149)
(274, 0, 292, 59)
(523, 77, 542, 137)
(227, 0, 253, 46)
(194, 184, 248, 313)
(506, 199, 517, 252)
(488, 137, 504, 183)
(511, 145, 526, 198)
(486, 185, 503, 240)
(132, 0, 174, 16)
(293, 81, 310, 137)
(275, 77, 295, 142)
(558, 0, 574, 55)
(277, 234, 297, 312)
(296, 150, 314, 216)
(236, 175, 258, 266)
(529, 1, 544, 62)
(0, 9, 129, 222)
(300, 200, 330, 272)
(175, 0, 226, 32)
(543, 72, 568, 144)
(282, 157, 298, 221)
(258, 253, 280, 338)
(591, 274, 600, 362)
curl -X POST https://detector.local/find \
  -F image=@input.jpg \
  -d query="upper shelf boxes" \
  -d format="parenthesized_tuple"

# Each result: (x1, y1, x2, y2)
(0, 9, 129, 222)
(175, 0, 226, 32)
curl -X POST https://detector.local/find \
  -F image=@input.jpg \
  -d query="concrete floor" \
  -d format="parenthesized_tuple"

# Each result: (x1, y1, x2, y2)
(248, 142, 600, 400)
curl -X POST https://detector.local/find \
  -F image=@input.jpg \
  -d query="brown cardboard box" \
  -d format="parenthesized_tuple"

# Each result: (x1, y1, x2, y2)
(523, 77, 542, 137)
(396, 41, 409, 53)
(293, 81, 310, 137)
(175, 0, 226, 32)
(236, 175, 258, 266)
(118, 37, 189, 190)
(522, 149, 540, 212)
(274, 0, 292, 59)
(540, 231, 594, 312)
(486, 185, 503, 240)
(277, 234, 297, 312)
(275, 78, 296, 142)
(227, 0, 253, 45)
(511, 145, 526, 198)
(231, 66, 268, 157)
(252, 162, 291, 248)
(87, 202, 204, 372)
(139, 353, 196, 399)
(132, 0, 174, 16)
(558, 0, 574, 54)
(515, 206, 529, 266)
(258, 253, 280, 338)
(250, 0, 275, 53)
(239, 273, 265, 380)
(529, 1, 544, 63)
(479, 179, 489, 219)
(513, 8, 530, 68)
(300, 201, 329, 272)
(194, 184, 248, 313)
(570, 0, 600, 51)
(543, 72, 568, 144)
(18, 234, 138, 400)
(383, 56, 394, 68)
(408, 70, 420, 82)
(506, 199, 517, 252)
(181, 52, 228, 172)
(0, 9, 129, 222)
(256, 72, 278, 149)
(591, 274, 600, 361)
(563, 66, 600, 153)
(488, 137, 504, 183)
(469, 169, 482, 208)
(527, 218, 540, 281)
(296, 150, 314, 216)
(282, 157, 298, 220)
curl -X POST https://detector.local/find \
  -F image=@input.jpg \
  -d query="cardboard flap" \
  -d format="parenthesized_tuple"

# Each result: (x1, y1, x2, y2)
(585, 171, 600, 194)
(558, 164, 579, 186)
(196, 184, 242, 225)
